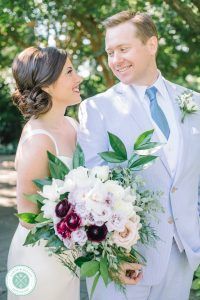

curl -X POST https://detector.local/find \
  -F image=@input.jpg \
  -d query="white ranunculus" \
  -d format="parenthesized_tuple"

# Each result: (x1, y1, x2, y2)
(90, 166, 110, 182)
(112, 220, 141, 250)
(106, 212, 127, 232)
(104, 180, 125, 201)
(41, 199, 57, 219)
(71, 228, 87, 246)
(39, 179, 63, 201)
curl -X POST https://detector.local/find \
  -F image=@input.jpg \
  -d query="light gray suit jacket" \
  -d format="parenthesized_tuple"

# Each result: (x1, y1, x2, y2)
(78, 78, 200, 285)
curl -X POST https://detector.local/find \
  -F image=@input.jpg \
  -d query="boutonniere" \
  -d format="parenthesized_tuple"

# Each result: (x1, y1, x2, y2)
(176, 90, 199, 123)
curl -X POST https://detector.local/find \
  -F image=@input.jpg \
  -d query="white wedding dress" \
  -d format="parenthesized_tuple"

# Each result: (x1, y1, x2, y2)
(7, 118, 80, 300)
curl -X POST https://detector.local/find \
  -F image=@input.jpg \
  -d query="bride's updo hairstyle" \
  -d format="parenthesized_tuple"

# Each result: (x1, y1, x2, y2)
(12, 46, 67, 119)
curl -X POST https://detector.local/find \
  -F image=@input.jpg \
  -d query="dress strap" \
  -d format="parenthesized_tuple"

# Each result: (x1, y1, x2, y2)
(19, 129, 59, 156)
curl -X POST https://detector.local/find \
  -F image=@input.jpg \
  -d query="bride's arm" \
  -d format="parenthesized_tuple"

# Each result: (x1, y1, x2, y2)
(16, 136, 56, 229)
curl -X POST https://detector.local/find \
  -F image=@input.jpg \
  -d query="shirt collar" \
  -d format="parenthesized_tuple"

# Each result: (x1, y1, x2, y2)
(131, 70, 167, 103)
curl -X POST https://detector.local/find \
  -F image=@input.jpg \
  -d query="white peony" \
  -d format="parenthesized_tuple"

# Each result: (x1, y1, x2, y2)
(39, 179, 63, 201)
(65, 166, 91, 188)
(90, 166, 110, 182)
(41, 199, 58, 221)
(104, 180, 125, 202)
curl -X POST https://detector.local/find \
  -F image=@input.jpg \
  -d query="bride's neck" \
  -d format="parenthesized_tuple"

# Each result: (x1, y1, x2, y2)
(35, 103, 67, 130)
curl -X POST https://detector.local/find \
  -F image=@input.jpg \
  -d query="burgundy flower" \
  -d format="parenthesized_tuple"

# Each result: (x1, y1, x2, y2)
(56, 219, 71, 239)
(87, 224, 108, 242)
(65, 212, 81, 231)
(55, 199, 71, 218)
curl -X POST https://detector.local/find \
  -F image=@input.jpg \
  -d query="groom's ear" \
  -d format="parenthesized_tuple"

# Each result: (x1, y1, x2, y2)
(147, 36, 158, 56)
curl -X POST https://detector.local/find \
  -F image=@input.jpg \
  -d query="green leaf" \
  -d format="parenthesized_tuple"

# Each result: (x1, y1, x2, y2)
(23, 225, 52, 246)
(47, 151, 70, 179)
(45, 235, 63, 247)
(73, 143, 85, 168)
(192, 278, 200, 290)
(24, 193, 45, 204)
(100, 256, 109, 286)
(128, 155, 157, 171)
(15, 212, 38, 224)
(99, 151, 126, 163)
(74, 255, 93, 268)
(134, 142, 163, 155)
(80, 260, 100, 278)
(35, 212, 49, 223)
(134, 130, 154, 149)
(90, 272, 100, 300)
(108, 132, 127, 159)
(33, 178, 52, 190)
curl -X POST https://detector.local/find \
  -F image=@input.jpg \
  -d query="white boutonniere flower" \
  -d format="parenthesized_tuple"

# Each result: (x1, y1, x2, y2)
(177, 90, 199, 123)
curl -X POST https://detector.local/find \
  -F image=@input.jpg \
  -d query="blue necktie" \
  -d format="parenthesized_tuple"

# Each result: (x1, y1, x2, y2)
(146, 86, 170, 140)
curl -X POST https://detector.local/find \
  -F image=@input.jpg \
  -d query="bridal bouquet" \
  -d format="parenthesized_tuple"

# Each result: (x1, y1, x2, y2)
(17, 130, 164, 299)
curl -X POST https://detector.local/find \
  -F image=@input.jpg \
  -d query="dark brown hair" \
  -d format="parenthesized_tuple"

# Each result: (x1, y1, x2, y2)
(102, 11, 158, 43)
(12, 46, 67, 119)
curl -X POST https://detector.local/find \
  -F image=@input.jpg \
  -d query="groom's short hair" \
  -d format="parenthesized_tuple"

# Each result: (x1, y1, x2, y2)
(102, 11, 158, 43)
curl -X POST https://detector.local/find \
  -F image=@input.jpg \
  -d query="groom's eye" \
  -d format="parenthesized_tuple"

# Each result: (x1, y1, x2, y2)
(107, 51, 114, 57)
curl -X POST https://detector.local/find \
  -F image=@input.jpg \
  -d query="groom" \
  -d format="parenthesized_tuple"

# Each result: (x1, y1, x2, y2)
(78, 11, 200, 300)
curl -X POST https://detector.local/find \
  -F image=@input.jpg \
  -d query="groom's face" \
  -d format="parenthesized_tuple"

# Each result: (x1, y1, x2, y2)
(105, 22, 157, 85)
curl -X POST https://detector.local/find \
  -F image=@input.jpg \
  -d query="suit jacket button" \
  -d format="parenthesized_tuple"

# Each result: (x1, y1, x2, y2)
(171, 186, 178, 193)
(168, 217, 174, 224)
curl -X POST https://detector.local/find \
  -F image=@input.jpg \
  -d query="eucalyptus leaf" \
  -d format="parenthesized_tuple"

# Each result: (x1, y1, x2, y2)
(99, 151, 126, 163)
(108, 132, 127, 159)
(73, 143, 85, 168)
(80, 260, 100, 278)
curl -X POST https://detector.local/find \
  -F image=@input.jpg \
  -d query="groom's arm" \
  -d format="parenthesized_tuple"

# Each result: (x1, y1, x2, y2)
(78, 99, 108, 168)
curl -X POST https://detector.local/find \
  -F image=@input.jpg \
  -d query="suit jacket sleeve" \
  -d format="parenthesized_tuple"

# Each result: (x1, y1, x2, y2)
(78, 99, 108, 168)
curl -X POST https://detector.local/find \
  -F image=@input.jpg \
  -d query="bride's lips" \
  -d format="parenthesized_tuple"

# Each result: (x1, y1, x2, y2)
(72, 84, 80, 93)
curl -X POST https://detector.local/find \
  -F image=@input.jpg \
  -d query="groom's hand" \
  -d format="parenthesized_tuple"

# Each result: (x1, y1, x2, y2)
(119, 262, 143, 285)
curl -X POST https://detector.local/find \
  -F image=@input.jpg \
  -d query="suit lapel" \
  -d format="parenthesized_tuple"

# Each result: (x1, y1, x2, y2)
(117, 83, 172, 177)
(164, 80, 190, 183)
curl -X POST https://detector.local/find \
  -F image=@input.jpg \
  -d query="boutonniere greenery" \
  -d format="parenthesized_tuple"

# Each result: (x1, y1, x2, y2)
(177, 90, 199, 123)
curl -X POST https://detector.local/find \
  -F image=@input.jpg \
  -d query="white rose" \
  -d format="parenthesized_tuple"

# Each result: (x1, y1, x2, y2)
(66, 166, 91, 188)
(112, 220, 140, 250)
(90, 166, 110, 182)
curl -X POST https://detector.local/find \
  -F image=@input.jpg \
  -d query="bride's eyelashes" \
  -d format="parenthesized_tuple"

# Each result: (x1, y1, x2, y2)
(65, 67, 73, 76)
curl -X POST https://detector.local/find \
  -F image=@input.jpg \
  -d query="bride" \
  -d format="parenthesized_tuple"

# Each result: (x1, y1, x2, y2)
(7, 46, 82, 299)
